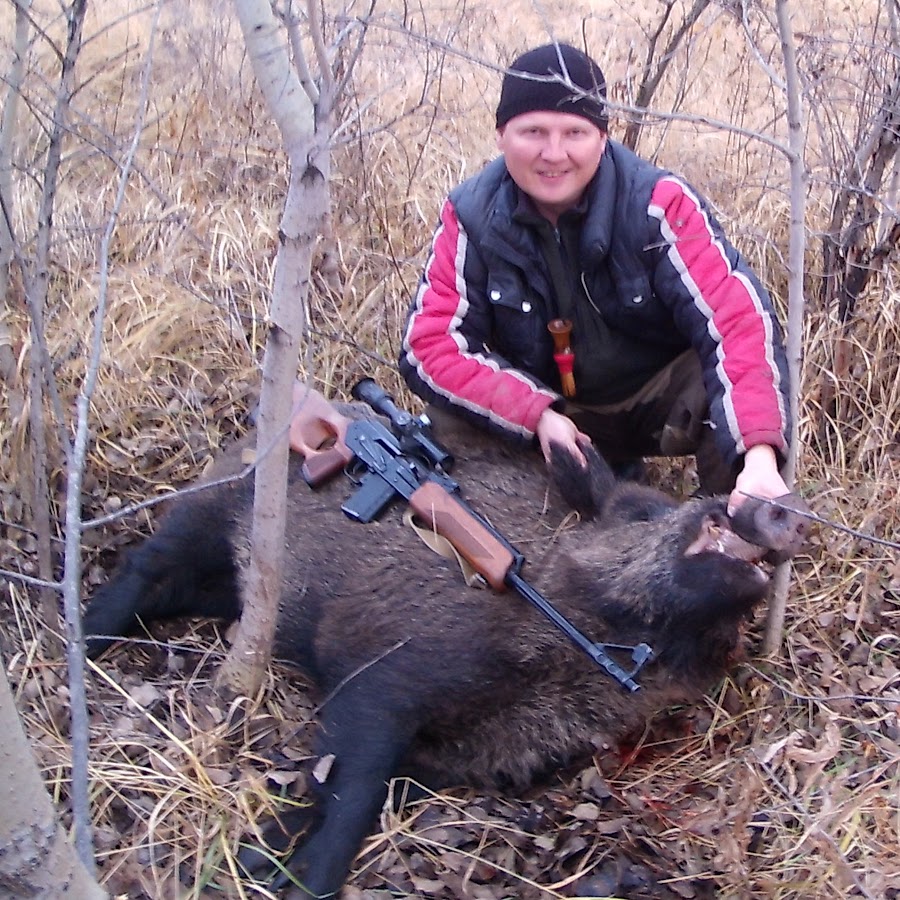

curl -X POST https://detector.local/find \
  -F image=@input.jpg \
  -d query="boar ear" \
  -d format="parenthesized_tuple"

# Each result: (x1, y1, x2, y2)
(548, 443, 617, 519)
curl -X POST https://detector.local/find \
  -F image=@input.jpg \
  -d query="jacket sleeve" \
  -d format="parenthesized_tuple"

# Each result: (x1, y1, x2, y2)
(399, 197, 560, 442)
(647, 176, 791, 465)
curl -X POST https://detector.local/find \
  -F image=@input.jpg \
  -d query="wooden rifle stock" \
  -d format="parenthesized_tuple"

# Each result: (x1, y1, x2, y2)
(288, 383, 354, 485)
(301, 442, 354, 485)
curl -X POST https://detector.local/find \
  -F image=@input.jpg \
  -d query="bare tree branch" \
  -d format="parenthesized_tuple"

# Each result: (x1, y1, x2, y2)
(622, 0, 712, 150)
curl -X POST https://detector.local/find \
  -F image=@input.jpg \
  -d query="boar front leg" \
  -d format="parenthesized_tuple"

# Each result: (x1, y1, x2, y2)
(83, 500, 242, 657)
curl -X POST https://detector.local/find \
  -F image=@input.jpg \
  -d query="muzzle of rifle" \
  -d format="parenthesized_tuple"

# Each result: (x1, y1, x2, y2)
(548, 318, 576, 398)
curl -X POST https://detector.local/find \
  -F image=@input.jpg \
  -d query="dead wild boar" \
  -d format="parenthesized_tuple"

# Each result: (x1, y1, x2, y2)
(83, 407, 805, 899)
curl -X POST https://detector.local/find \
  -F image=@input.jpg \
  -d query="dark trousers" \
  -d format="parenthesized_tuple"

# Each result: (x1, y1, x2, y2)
(564, 350, 740, 494)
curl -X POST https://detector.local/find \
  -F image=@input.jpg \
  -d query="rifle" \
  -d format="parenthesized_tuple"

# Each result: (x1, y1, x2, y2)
(293, 379, 654, 691)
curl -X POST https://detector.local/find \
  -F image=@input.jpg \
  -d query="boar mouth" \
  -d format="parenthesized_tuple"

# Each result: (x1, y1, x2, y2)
(685, 516, 771, 579)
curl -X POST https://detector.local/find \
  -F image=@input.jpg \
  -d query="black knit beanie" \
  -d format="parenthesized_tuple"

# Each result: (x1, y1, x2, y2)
(495, 43, 608, 131)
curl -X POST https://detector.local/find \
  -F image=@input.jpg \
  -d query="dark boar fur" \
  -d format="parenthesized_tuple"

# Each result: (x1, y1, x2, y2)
(83, 408, 803, 899)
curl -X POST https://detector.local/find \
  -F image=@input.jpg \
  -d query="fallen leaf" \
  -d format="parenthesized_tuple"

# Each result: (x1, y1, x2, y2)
(313, 753, 335, 783)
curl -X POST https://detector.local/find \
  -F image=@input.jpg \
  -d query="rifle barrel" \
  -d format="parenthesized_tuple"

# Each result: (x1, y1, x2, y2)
(506, 571, 643, 692)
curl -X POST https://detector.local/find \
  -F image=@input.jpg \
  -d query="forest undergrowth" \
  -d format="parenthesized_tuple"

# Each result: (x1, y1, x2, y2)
(1, 1, 898, 898)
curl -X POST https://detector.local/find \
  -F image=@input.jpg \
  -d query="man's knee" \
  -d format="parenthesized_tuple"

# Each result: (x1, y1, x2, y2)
(656, 353, 709, 455)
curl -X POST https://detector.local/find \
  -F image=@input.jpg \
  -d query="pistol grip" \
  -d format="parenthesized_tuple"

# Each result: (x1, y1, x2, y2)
(301, 443, 354, 486)
(408, 481, 514, 591)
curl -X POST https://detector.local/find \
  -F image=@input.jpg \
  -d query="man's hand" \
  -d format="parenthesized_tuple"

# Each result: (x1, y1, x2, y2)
(535, 408, 591, 467)
(729, 444, 790, 515)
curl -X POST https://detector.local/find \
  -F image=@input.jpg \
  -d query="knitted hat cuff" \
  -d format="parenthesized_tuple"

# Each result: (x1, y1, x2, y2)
(496, 44, 608, 131)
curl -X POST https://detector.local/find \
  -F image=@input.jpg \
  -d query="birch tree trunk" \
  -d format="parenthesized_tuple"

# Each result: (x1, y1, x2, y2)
(218, 0, 330, 695)
(0, 664, 107, 899)
(765, 0, 807, 654)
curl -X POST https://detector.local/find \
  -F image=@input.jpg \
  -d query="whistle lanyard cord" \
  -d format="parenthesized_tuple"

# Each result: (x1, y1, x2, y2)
(533, 223, 574, 323)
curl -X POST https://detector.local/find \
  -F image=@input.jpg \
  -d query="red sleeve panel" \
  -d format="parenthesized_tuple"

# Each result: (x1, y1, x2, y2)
(401, 198, 558, 438)
(648, 177, 788, 455)
(650, 177, 787, 453)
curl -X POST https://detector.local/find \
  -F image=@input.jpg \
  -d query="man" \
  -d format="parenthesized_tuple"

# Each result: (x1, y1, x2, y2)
(399, 42, 791, 512)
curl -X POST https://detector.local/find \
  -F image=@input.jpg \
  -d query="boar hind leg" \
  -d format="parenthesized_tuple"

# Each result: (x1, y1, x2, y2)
(83, 502, 240, 658)
(244, 682, 420, 899)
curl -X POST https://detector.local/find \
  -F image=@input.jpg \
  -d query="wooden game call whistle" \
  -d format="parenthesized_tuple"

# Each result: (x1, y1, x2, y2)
(548, 318, 576, 398)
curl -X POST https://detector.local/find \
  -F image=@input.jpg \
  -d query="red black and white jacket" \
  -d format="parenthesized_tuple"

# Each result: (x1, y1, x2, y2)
(399, 141, 790, 466)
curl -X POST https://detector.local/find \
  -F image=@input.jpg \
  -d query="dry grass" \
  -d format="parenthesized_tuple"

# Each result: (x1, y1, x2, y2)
(1, 0, 899, 897)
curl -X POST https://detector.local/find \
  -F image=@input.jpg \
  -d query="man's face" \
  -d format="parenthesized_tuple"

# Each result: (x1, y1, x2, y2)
(496, 111, 607, 224)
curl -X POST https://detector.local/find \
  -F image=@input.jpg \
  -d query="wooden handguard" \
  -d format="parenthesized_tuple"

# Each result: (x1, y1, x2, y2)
(408, 481, 515, 592)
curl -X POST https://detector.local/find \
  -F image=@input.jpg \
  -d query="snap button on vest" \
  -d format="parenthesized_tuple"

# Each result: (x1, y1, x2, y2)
(522, 301, 532, 312)
(631, 295, 644, 304)
(490, 289, 501, 301)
